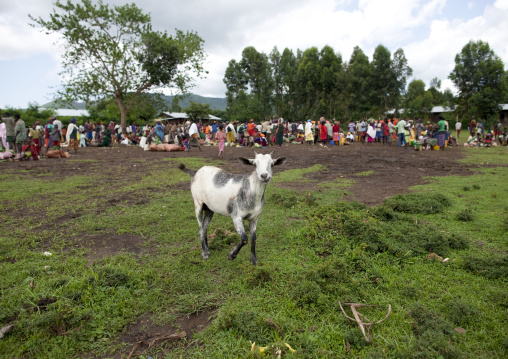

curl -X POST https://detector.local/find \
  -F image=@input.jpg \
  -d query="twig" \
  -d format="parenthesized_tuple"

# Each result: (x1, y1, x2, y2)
(264, 318, 283, 337)
(366, 210, 378, 218)
(126, 342, 140, 359)
(125, 331, 186, 359)
(0, 324, 15, 339)
(339, 302, 391, 343)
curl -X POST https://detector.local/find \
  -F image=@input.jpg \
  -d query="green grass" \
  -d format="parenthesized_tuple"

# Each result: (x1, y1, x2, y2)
(272, 164, 325, 183)
(0, 152, 507, 358)
(354, 170, 374, 176)
(458, 145, 508, 165)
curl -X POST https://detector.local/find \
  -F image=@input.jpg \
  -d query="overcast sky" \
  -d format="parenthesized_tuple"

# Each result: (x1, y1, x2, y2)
(1, 0, 507, 109)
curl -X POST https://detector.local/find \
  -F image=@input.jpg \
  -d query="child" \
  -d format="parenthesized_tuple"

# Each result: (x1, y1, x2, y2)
(216, 124, 226, 159)
(79, 130, 87, 147)
(180, 134, 190, 151)
(51, 125, 61, 148)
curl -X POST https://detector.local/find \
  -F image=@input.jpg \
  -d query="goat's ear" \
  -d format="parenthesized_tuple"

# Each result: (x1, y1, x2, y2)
(239, 157, 255, 166)
(273, 156, 287, 166)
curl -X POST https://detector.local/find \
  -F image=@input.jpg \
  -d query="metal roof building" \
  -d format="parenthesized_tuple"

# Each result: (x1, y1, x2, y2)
(158, 112, 221, 121)
(39, 108, 90, 117)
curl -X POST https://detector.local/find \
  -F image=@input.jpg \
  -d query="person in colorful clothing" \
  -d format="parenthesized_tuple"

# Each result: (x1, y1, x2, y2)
(14, 115, 27, 154)
(319, 119, 328, 145)
(437, 116, 446, 151)
(216, 124, 227, 159)
(66, 118, 79, 154)
(396, 118, 407, 148)
(51, 124, 62, 148)
(332, 121, 340, 144)
(304, 119, 314, 145)
(275, 118, 285, 148)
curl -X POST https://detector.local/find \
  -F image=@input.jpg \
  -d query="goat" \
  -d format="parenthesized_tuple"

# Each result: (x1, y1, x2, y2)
(179, 152, 287, 265)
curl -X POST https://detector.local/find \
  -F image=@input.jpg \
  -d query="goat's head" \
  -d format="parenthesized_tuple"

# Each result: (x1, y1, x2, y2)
(239, 152, 287, 183)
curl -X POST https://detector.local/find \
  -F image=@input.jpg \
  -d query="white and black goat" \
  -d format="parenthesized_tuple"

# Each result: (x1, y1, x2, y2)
(179, 152, 287, 265)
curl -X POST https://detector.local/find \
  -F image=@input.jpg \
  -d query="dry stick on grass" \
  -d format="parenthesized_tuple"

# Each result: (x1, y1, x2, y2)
(124, 331, 186, 359)
(339, 302, 392, 343)
(264, 318, 283, 337)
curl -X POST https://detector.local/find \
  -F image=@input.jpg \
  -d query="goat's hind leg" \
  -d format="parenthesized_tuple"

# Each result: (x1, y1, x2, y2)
(228, 217, 248, 260)
(249, 218, 258, 265)
(196, 203, 214, 260)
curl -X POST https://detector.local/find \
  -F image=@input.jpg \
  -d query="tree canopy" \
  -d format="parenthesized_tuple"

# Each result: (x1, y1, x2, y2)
(30, 0, 206, 130)
(224, 44, 417, 122)
(449, 40, 507, 120)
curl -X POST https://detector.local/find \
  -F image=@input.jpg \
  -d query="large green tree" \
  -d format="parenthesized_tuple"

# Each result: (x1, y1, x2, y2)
(30, 0, 206, 131)
(371, 45, 412, 116)
(185, 101, 210, 121)
(345, 46, 372, 119)
(405, 79, 434, 119)
(449, 40, 507, 120)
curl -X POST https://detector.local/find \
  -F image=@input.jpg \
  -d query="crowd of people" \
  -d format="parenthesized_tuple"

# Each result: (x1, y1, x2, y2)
(1, 111, 506, 161)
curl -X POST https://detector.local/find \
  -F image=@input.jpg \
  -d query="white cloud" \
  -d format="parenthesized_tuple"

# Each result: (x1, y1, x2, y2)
(495, 0, 508, 10)
(405, 1, 508, 92)
(0, 0, 507, 105)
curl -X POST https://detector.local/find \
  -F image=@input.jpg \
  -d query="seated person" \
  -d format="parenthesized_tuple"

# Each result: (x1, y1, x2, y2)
(484, 131, 493, 147)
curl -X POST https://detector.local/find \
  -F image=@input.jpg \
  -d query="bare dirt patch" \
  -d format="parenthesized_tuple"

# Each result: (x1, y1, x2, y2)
(116, 311, 214, 359)
(2, 142, 474, 207)
(68, 234, 154, 259)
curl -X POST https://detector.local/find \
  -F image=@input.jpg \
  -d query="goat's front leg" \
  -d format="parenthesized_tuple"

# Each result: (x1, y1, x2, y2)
(249, 218, 259, 265)
(228, 217, 248, 260)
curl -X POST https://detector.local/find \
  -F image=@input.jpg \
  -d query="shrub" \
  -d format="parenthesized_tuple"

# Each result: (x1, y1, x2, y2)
(456, 208, 474, 221)
(220, 311, 273, 343)
(384, 193, 451, 215)
(293, 280, 321, 306)
(462, 255, 508, 279)
(270, 193, 299, 208)
(447, 300, 479, 325)
(404, 303, 465, 358)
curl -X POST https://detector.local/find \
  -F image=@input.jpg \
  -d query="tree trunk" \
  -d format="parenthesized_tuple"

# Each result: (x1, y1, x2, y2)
(114, 97, 128, 134)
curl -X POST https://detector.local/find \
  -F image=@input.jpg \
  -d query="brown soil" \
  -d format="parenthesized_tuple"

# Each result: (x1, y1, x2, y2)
(4, 142, 473, 205)
(113, 311, 214, 359)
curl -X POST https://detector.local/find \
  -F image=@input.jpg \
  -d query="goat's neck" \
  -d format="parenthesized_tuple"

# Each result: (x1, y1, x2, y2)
(248, 171, 268, 202)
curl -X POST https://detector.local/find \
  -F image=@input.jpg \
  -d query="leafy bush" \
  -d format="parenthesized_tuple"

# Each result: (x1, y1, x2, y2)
(447, 300, 479, 325)
(270, 193, 299, 208)
(456, 208, 474, 221)
(88, 267, 132, 288)
(218, 310, 273, 343)
(403, 303, 464, 358)
(244, 266, 272, 288)
(462, 255, 508, 279)
(292, 280, 321, 307)
(302, 203, 466, 258)
(384, 193, 451, 214)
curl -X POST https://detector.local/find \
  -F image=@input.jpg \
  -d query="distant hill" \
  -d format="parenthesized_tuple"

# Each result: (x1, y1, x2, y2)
(165, 94, 226, 111)
(41, 94, 227, 111)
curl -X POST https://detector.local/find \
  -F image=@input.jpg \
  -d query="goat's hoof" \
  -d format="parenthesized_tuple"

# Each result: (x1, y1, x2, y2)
(228, 253, 236, 260)
(202, 255, 209, 260)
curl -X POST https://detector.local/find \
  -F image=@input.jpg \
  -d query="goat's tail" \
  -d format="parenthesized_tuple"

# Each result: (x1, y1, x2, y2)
(178, 163, 197, 177)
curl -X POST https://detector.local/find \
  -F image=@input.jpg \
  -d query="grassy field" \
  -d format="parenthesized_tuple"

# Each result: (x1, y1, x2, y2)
(0, 148, 507, 358)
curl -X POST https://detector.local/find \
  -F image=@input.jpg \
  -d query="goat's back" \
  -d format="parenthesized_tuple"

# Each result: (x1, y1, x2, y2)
(190, 166, 255, 217)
